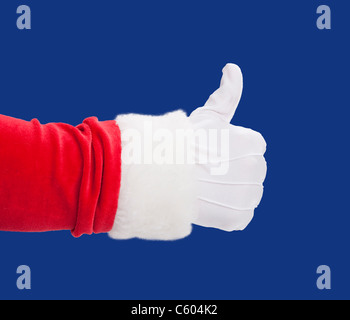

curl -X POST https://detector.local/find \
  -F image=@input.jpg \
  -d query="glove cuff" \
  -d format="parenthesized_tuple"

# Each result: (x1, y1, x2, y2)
(108, 110, 197, 240)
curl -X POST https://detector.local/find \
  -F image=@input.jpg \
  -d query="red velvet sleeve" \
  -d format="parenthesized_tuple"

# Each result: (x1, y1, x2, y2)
(0, 114, 122, 237)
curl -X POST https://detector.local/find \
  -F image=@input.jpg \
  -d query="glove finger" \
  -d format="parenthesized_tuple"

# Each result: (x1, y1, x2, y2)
(197, 182, 264, 211)
(197, 154, 267, 183)
(194, 125, 266, 164)
(194, 200, 254, 231)
(190, 64, 243, 123)
(227, 126, 266, 159)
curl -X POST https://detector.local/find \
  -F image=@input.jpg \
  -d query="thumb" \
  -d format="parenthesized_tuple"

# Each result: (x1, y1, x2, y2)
(191, 63, 243, 122)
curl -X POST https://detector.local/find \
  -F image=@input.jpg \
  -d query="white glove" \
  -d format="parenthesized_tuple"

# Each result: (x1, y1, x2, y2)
(109, 63, 266, 240)
(190, 63, 267, 231)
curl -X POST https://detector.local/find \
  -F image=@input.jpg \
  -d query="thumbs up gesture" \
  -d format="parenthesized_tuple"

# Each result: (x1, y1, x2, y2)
(190, 64, 267, 231)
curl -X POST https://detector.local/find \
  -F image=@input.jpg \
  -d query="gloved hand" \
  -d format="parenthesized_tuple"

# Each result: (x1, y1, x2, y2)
(190, 64, 267, 231)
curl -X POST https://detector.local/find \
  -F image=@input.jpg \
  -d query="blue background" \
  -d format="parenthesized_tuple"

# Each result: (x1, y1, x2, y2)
(0, 0, 349, 300)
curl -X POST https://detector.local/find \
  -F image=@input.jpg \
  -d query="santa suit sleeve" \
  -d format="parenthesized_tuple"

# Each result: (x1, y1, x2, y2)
(0, 112, 197, 240)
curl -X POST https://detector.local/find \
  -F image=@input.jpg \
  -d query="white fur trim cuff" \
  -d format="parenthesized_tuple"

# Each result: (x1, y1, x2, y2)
(108, 111, 197, 240)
